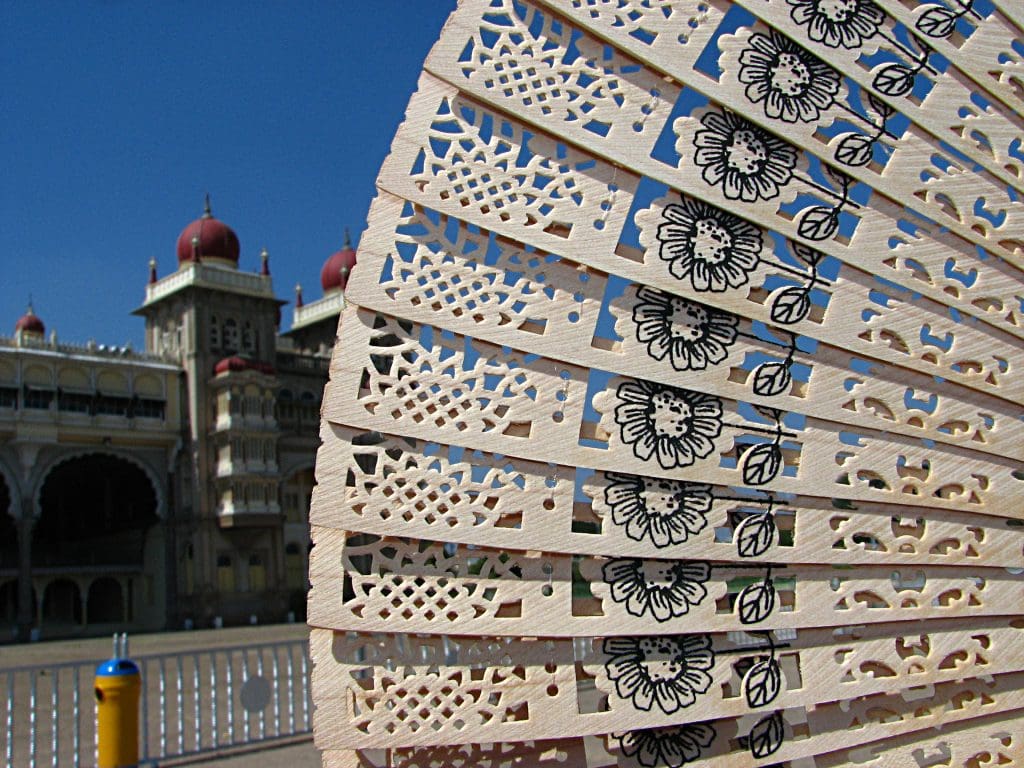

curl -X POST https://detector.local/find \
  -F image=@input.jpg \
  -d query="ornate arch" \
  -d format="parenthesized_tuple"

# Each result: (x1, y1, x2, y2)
(31, 448, 167, 520)
(278, 456, 316, 483)
(0, 457, 22, 521)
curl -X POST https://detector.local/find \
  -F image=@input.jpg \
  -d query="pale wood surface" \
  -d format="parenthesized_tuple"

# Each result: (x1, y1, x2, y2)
(370, 75, 1024, 403)
(308, 0, 1024, 763)
(876, 0, 1024, 121)
(428, 0, 1024, 270)
(311, 622, 1024, 748)
(321, 707, 1023, 767)
(991, 0, 1024, 38)
(348, 192, 1024, 460)
(308, 526, 1023, 635)
(323, 308, 1024, 517)
(312, 424, 1024, 567)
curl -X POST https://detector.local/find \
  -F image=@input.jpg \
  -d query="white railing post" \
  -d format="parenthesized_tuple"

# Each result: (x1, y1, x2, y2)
(1, 636, 312, 767)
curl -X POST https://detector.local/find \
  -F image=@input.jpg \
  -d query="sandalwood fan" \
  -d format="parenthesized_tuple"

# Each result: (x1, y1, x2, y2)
(308, 1, 1024, 766)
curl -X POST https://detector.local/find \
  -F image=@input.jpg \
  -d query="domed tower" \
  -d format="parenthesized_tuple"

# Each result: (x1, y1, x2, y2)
(176, 195, 241, 268)
(136, 196, 283, 362)
(285, 230, 357, 356)
(134, 197, 286, 558)
(13, 303, 45, 346)
(319, 229, 358, 295)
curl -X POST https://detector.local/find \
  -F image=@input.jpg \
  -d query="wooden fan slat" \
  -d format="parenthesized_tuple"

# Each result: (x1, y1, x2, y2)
(991, 0, 1024, 35)
(540, 0, 1024, 202)
(374, 77, 1024, 396)
(425, 0, 1024, 270)
(877, 0, 1024, 121)
(815, 717, 1023, 768)
(310, 625, 1024, 747)
(312, 425, 1024, 568)
(310, 2, 1024, 761)
(358, 192, 1024, 408)
(321, 709, 1024, 768)
(725, 0, 1024, 189)
(308, 526, 1022, 636)
(348, 194, 1024, 459)
(324, 308, 1024, 517)
(715, 16, 1024, 201)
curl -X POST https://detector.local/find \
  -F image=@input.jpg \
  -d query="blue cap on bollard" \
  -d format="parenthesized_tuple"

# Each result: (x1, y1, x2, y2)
(95, 659, 140, 677)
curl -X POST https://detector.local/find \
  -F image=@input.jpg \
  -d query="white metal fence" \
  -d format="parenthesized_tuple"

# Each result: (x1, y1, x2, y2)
(1, 637, 311, 767)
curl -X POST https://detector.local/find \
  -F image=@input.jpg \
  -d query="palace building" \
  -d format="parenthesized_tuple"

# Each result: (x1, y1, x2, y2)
(0, 199, 354, 641)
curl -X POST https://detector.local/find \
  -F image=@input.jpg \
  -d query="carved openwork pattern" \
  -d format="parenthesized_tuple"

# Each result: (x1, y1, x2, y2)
(328, 308, 1024, 514)
(310, 528, 1024, 635)
(310, 0, 1024, 760)
(436, 0, 675, 156)
(379, 72, 1024, 387)
(533, 0, 1024, 323)
(354, 313, 567, 440)
(405, 91, 630, 245)
(357, 193, 1024, 448)
(634, 195, 1024, 404)
(711, 19, 1024, 247)
(326, 714, 1021, 767)
(314, 426, 1024, 566)
(374, 201, 603, 337)
(312, 627, 1024, 749)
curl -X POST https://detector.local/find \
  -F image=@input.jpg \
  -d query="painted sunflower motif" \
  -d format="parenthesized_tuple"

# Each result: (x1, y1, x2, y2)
(632, 286, 739, 371)
(787, 0, 885, 49)
(693, 110, 798, 202)
(739, 31, 841, 123)
(603, 558, 711, 621)
(614, 380, 723, 470)
(604, 634, 715, 714)
(615, 723, 717, 768)
(604, 473, 713, 548)
(655, 198, 763, 292)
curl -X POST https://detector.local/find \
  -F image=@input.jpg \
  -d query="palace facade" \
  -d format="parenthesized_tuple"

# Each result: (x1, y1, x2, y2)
(0, 200, 355, 641)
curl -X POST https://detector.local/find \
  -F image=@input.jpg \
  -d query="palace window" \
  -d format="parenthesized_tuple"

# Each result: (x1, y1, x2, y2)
(23, 386, 55, 410)
(216, 554, 235, 592)
(223, 318, 239, 352)
(210, 315, 221, 349)
(0, 387, 17, 409)
(242, 322, 256, 354)
(285, 542, 305, 590)
(248, 553, 266, 592)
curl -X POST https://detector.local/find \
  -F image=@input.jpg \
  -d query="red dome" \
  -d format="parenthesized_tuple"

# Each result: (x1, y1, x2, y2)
(320, 231, 357, 293)
(15, 306, 44, 335)
(214, 356, 275, 376)
(176, 197, 240, 265)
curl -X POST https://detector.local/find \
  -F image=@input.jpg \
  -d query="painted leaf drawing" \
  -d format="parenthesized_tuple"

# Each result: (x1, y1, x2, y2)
(735, 512, 776, 558)
(743, 657, 783, 708)
(738, 579, 776, 624)
(306, 0, 1024, 763)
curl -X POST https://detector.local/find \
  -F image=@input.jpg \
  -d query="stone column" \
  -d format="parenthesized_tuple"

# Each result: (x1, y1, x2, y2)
(16, 512, 33, 642)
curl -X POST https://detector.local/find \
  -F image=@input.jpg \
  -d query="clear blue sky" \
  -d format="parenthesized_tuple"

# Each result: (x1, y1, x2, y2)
(0, 1, 454, 348)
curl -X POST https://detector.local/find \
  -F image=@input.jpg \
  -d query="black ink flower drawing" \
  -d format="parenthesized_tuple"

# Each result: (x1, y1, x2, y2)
(694, 111, 798, 202)
(615, 381, 723, 469)
(604, 634, 715, 714)
(786, 0, 885, 49)
(604, 473, 713, 548)
(615, 723, 717, 768)
(738, 31, 840, 123)
(656, 198, 763, 292)
(604, 559, 711, 620)
(632, 287, 739, 371)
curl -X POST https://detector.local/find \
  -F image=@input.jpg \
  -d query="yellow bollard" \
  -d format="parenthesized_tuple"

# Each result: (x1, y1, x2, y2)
(94, 636, 140, 768)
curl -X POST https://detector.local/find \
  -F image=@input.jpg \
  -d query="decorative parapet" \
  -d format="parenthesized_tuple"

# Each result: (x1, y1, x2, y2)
(142, 262, 277, 306)
(0, 335, 178, 366)
(290, 292, 344, 331)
